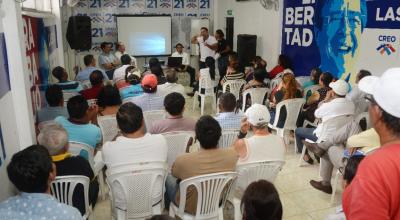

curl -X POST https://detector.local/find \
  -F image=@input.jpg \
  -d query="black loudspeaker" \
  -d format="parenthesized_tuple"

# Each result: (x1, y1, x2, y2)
(66, 16, 92, 51)
(237, 34, 257, 67)
(226, 17, 234, 49)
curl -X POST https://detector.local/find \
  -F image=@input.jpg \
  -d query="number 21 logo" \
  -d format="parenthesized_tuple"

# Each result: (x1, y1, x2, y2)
(174, 0, 184, 8)
(147, 0, 157, 8)
(199, 0, 209, 9)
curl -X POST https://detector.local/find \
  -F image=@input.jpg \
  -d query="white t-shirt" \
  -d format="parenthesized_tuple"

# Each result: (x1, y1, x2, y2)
(113, 64, 130, 83)
(197, 35, 218, 62)
(314, 98, 355, 122)
(158, 82, 185, 97)
(114, 51, 137, 67)
(171, 51, 190, 66)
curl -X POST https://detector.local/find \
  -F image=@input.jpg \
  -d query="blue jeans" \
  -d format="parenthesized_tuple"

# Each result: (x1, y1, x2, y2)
(295, 127, 317, 153)
(165, 174, 179, 209)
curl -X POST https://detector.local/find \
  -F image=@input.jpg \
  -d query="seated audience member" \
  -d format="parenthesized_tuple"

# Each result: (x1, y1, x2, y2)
(241, 180, 283, 220)
(295, 80, 355, 164)
(113, 54, 132, 83)
(302, 67, 322, 89)
(125, 74, 164, 112)
(80, 70, 104, 100)
(98, 42, 120, 80)
(243, 68, 268, 91)
(37, 85, 68, 123)
(114, 42, 137, 66)
(325, 155, 365, 220)
(55, 95, 101, 151)
(244, 56, 268, 82)
(38, 123, 99, 215)
(269, 72, 302, 128)
(214, 92, 244, 130)
(189, 56, 217, 97)
(52, 66, 83, 93)
(343, 69, 400, 219)
(76, 54, 109, 81)
(165, 116, 238, 214)
(102, 102, 167, 210)
(119, 66, 143, 100)
(97, 84, 121, 116)
(171, 43, 196, 87)
(269, 54, 292, 79)
(234, 104, 285, 165)
(346, 69, 372, 114)
(144, 57, 166, 85)
(158, 69, 185, 96)
(150, 92, 196, 134)
(0, 145, 82, 219)
(220, 53, 244, 86)
(346, 128, 380, 154)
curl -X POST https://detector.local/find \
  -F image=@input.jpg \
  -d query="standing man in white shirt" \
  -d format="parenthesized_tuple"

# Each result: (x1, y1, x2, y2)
(191, 27, 218, 69)
(171, 43, 196, 87)
(113, 54, 132, 83)
(115, 41, 137, 67)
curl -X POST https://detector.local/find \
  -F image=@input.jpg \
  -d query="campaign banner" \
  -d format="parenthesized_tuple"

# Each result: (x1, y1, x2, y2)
(281, 0, 400, 83)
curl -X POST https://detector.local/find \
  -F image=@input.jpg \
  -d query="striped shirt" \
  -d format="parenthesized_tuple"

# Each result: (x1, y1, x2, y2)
(124, 91, 164, 112)
(221, 72, 245, 85)
(214, 111, 244, 130)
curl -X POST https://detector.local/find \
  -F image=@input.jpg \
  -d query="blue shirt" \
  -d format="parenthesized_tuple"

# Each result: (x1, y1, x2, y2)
(214, 111, 244, 130)
(56, 81, 83, 93)
(76, 66, 109, 81)
(37, 106, 69, 123)
(124, 92, 164, 112)
(0, 193, 82, 220)
(303, 80, 316, 89)
(120, 84, 143, 100)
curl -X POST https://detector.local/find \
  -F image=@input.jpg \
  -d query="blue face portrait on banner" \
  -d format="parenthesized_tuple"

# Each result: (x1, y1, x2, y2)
(314, 0, 367, 81)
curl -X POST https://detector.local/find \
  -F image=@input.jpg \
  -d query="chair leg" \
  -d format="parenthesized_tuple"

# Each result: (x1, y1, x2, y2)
(192, 93, 197, 111)
(233, 197, 241, 220)
(298, 144, 307, 167)
(330, 170, 340, 204)
(98, 170, 106, 200)
(200, 96, 205, 115)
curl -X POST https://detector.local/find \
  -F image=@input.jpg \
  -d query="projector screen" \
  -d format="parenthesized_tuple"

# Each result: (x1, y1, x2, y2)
(117, 16, 172, 56)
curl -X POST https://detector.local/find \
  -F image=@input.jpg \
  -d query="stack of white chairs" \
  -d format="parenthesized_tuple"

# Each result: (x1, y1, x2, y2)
(143, 110, 167, 132)
(193, 75, 216, 115)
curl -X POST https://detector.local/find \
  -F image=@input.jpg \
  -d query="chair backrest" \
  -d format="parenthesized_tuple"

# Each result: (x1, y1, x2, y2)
(272, 98, 305, 130)
(303, 85, 320, 99)
(242, 88, 270, 111)
(236, 160, 285, 193)
(80, 80, 92, 89)
(162, 131, 194, 170)
(176, 172, 237, 219)
(355, 112, 371, 131)
(354, 99, 369, 115)
(296, 76, 311, 86)
(97, 115, 119, 144)
(63, 92, 79, 105)
(198, 74, 215, 95)
(317, 115, 354, 142)
(218, 129, 239, 148)
(68, 141, 95, 167)
(270, 77, 282, 90)
(106, 162, 167, 219)
(263, 78, 271, 88)
(222, 80, 246, 100)
(50, 175, 90, 217)
(143, 110, 167, 131)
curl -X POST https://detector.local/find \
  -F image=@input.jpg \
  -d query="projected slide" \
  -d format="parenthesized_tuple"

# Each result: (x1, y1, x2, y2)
(117, 16, 172, 56)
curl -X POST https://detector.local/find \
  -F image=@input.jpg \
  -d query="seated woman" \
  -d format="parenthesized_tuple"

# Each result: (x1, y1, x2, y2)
(97, 84, 122, 116)
(220, 53, 244, 88)
(269, 54, 292, 79)
(244, 56, 268, 82)
(145, 57, 166, 85)
(303, 67, 322, 89)
(269, 72, 302, 128)
(119, 66, 143, 101)
(243, 68, 268, 91)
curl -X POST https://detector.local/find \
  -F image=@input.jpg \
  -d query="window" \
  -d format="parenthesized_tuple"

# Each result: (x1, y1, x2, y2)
(21, 0, 52, 12)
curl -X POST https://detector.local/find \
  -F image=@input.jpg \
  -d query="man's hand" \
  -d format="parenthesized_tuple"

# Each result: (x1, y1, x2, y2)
(240, 117, 250, 134)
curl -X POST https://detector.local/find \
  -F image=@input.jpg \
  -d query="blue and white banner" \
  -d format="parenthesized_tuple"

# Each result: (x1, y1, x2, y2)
(281, 0, 400, 83)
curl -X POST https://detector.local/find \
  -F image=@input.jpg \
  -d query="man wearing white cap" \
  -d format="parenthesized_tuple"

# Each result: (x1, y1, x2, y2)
(234, 104, 285, 166)
(342, 68, 400, 219)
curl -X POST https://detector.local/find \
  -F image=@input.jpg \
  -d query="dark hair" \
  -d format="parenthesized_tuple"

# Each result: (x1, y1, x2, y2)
(150, 215, 175, 220)
(343, 155, 365, 184)
(357, 69, 372, 81)
(52, 66, 65, 81)
(100, 42, 111, 49)
(278, 54, 292, 69)
(164, 92, 185, 116)
(45, 85, 63, 107)
(149, 57, 164, 77)
(89, 70, 104, 86)
(216, 29, 225, 38)
(228, 53, 240, 72)
(125, 66, 141, 85)
(120, 54, 132, 65)
(311, 67, 322, 84)
(241, 180, 283, 220)
(200, 27, 208, 32)
(97, 85, 122, 108)
(7, 145, 53, 193)
(116, 102, 143, 133)
(219, 92, 236, 112)
(195, 116, 221, 149)
(83, 54, 95, 66)
(253, 68, 267, 83)
(165, 69, 178, 83)
(381, 109, 400, 135)
(175, 43, 184, 48)
(320, 72, 333, 87)
(205, 56, 216, 80)
(67, 95, 88, 119)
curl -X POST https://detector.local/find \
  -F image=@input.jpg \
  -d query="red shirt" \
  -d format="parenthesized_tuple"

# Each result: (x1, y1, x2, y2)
(343, 143, 400, 220)
(269, 65, 285, 79)
(80, 84, 103, 100)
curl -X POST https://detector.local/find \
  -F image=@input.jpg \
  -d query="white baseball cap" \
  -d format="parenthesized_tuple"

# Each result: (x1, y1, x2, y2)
(245, 104, 271, 126)
(358, 68, 400, 118)
(329, 79, 349, 96)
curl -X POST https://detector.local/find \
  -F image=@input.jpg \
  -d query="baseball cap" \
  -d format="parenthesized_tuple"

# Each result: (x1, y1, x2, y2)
(358, 68, 400, 118)
(141, 74, 158, 89)
(245, 104, 271, 126)
(329, 79, 349, 96)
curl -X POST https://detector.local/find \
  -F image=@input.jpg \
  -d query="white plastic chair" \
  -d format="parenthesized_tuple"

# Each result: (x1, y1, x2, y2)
(50, 175, 92, 219)
(143, 110, 167, 131)
(355, 112, 370, 131)
(296, 76, 311, 86)
(353, 99, 369, 115)
(169, 172, 238, 220)
(218, 129, 239, 149)
(106, 162, 168, 220)
(97, 115, 119, 144)
(162, 131, 194, 170)
(270, 77, 282, 90)
(193, 75, 216, 115)
(63, 92, 79, 105)
(263, 78, 271, 88)
(222, 79, 246, 100)
(231, 160, 285, 220)
(80, 80, 92, 89)
(303, 85, 320, 99)
(268, 98, 305, 150)
(241, 88, 270, 111)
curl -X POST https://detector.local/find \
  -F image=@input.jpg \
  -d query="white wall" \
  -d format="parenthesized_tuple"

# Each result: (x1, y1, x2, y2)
(214, 0, 282, 70)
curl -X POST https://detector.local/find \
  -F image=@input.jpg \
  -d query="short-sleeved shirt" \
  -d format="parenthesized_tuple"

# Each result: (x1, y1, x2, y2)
(76, 66, 109, 81)
(55, 116, 101, 148)
(119, 84, 143, 100)
(80, 84, 103, 100)
(214, 112, 244, 130)
(36, 106, 69, 123)
(98, 52, 118, 70)
(197, 35, 218, 62)
(150, 116, 196, 134)
(124, 92, 164, 112)
(0, 193, 82, 220)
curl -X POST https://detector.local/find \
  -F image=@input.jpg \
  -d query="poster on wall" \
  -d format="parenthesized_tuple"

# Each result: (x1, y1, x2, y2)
(281, 0, 400, 83)
(0, 33, 10, 99)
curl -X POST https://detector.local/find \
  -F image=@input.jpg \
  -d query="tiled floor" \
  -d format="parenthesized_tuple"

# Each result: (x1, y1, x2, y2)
(92, 86, 342, 219)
